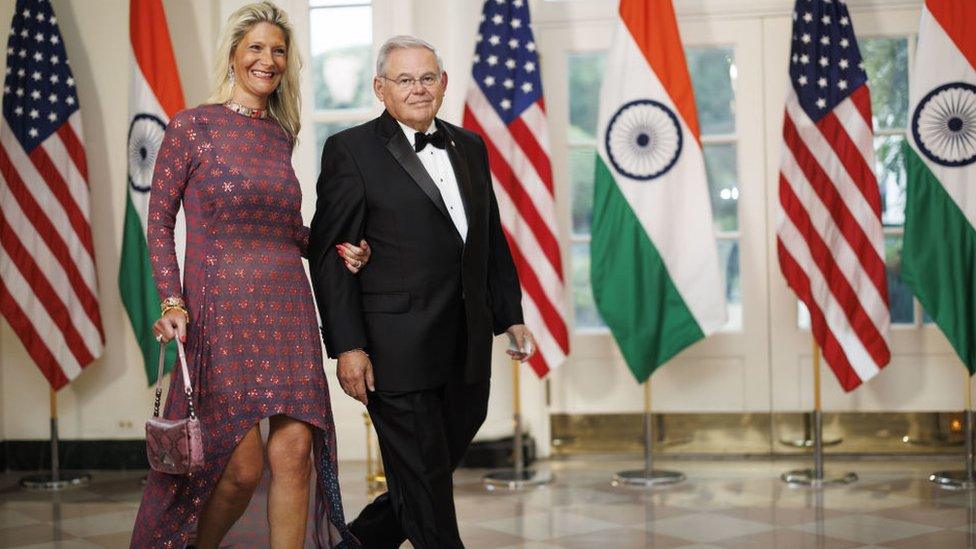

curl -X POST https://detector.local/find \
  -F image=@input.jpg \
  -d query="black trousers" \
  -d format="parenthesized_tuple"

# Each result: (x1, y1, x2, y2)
(348, 376, 490, 549)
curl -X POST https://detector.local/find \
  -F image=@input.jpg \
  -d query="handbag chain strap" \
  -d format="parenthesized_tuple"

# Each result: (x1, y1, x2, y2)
(153, 338, 196, 420)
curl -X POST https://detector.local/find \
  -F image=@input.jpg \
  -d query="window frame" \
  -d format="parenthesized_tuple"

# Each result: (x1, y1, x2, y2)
(288, 0, 409, 202)
(308, 0, 376, 147)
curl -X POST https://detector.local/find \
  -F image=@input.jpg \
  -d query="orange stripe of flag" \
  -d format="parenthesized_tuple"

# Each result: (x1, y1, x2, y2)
(926, 0, 976, 71)
(130, 0, 185, 119)
(619, 0, 700, 142)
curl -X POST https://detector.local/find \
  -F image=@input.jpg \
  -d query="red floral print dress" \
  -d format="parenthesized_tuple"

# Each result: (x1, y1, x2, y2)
(130, 104, 357, 548)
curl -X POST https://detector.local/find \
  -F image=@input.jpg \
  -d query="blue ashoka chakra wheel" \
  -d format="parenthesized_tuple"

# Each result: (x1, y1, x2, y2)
(127, 113, 167, 193)
(911, 81, 976, 168)
(604, 99, 683, 181)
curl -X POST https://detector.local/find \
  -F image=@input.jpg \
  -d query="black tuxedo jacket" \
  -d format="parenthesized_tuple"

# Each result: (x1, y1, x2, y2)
(308, 110, 523, 392)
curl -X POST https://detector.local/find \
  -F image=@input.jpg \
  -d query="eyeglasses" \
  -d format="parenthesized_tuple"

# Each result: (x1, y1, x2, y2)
(379, 74, 440, 90)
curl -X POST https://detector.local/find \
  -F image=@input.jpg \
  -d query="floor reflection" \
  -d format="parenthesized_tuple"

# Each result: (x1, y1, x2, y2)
(0, 457, 974, 548)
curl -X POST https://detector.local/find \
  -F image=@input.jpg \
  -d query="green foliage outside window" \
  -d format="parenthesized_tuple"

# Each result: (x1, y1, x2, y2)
(567, 52, 605, 141)
(861, 38, 909, 130)
(686, 47, 736, 135)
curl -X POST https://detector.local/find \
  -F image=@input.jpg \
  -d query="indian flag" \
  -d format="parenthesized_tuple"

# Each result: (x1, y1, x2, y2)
(902, 0, 976, 374)
(120, 0, 185, 383)
(591, 0, 727, 382)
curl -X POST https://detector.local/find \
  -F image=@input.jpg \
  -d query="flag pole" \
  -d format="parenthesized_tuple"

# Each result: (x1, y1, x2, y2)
(930, 369, 976, 490)
(814, 338, 823, 479)
(612, 376, 684, 488)
(363, 412, 386, 497)
(50, 387, 58, 483)
(483, 358, 552, 491)
(782, 339, 857, 487)
(644, 380, 652, 475)
(20, 386, 90, 491)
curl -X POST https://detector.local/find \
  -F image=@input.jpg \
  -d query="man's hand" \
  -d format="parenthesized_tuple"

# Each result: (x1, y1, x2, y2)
(505, 324, 537, 362)
(337, 349, 375, 405)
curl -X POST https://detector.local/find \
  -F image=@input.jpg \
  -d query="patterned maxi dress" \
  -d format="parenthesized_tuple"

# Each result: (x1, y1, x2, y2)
(130, 104, 358, 548)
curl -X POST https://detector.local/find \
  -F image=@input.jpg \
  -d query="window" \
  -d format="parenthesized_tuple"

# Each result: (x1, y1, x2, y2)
(863, 37, 915, 325)
(689, 46, 742, 332)
(309, 0, 375, 164)
(567, 52, 604, 330)
(567, 47, 742, 331)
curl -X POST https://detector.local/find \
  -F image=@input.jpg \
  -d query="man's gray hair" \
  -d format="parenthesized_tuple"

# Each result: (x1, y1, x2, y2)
(375, 35, 445, 76)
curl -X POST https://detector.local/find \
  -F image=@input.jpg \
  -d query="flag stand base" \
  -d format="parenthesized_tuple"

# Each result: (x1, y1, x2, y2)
(482, 359, 552, 492)
(21, 393, 92, 492)
(612, 380, 684, 489)
(930, 470, 976, 491)
(483, 469, 552, 491)
(931, 405, 975, 491)
(612, 469, 685, 487)
(781, 343, 856, 489)
(20, 472, 90, 491)
(781, 469, 857, 487)
(780, 437, 843, 448)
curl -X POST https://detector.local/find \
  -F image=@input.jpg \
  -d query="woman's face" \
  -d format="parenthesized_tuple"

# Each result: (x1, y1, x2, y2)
(231, 22, 287, 107)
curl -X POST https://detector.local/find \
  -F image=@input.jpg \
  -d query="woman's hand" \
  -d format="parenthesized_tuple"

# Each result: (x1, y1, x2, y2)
(338, 239, 372, 274)
(153, 308, 188, 344)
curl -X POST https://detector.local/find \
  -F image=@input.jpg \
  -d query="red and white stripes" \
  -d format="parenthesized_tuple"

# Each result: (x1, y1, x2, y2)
(464, 85, 569, 377)
(0, 111, 103, 388)
(777, 85, 890, 391)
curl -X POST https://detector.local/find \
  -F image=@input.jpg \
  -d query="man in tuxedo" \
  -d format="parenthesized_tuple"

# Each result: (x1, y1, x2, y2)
(308, 35, 536, 548)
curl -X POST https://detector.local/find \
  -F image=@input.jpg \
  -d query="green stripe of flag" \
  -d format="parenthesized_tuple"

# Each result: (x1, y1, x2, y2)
(119, 193, 175, 383)
(591, 157, 704, 382)
(901, 142, 976, 374)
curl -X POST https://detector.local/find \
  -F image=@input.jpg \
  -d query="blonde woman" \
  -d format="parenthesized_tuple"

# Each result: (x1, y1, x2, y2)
(131, 3, 364, 547)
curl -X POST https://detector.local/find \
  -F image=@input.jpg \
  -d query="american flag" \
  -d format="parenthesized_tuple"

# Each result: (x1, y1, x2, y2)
(463, 0, 569, 377)
(777, 0, 890, 391)
(0, 0, 103, 389)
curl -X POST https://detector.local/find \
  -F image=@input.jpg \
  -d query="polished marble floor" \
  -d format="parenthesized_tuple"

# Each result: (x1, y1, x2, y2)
(0, 458, 974, 548)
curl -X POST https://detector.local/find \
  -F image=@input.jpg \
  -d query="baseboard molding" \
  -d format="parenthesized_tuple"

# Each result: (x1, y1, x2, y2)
(551, 411, 967, 456)
(1, 439, 147, 471)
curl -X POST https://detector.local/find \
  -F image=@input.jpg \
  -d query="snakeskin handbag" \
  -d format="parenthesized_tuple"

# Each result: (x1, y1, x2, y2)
(145, 338, 204, 475)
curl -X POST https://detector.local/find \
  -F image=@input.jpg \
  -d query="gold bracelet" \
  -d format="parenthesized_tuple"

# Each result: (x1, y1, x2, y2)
(161, 305, 190, 324)
(160, 296, 185, 313)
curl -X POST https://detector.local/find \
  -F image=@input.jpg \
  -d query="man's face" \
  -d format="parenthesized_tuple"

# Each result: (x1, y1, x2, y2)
(373, 47, 447, 131)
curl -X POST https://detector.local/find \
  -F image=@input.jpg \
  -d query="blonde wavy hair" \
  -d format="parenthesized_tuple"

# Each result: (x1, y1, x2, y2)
(207, 1, 302, 143)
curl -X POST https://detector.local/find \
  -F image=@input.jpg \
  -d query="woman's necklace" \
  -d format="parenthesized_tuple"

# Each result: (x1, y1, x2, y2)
(223, 100, 268, 119)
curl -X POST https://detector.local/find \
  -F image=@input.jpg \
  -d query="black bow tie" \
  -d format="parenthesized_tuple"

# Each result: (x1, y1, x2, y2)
(414, 130, 447, 153)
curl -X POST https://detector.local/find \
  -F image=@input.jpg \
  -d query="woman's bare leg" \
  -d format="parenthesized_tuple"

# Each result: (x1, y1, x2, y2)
(266, 415, 313, 548)
(196, 424, 265, 548)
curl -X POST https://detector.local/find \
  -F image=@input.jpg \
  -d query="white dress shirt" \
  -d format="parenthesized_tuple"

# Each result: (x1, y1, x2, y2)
(398, 120, 468, 242)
